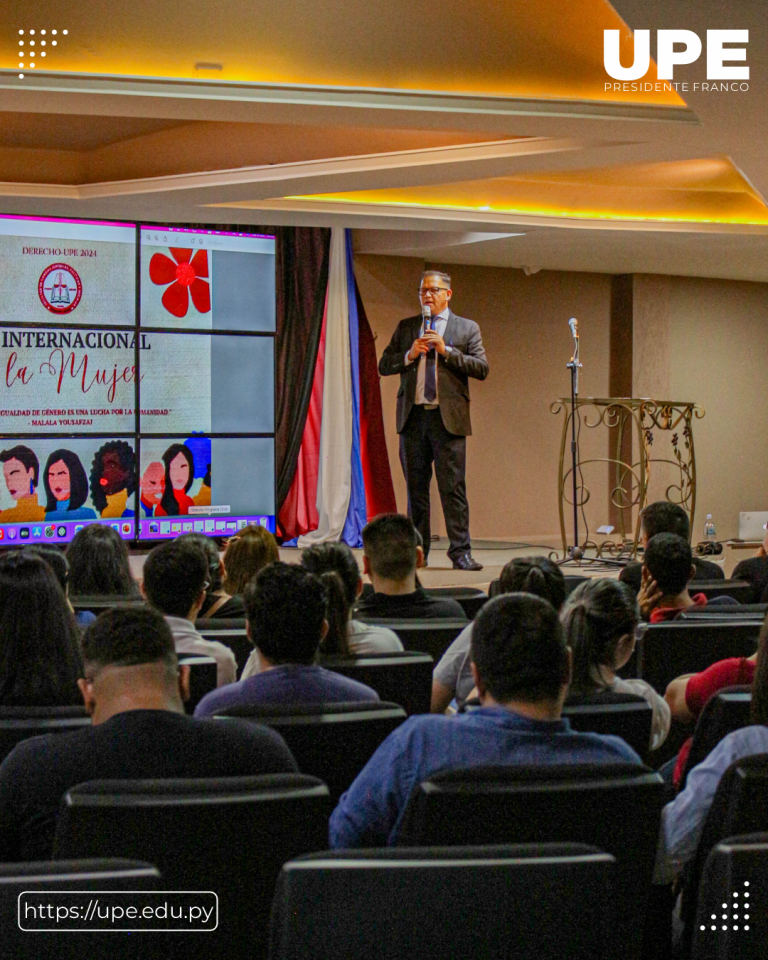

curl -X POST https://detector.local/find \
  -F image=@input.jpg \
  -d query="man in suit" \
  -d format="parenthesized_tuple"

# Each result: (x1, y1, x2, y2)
(379, 271, 488, 570)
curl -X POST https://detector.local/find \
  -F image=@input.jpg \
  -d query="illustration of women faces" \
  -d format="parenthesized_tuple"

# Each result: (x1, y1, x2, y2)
(140, 462, 165, 518)
(91, 441, 136, 519)
(44, 449, 97, 520)
(156, 444, 195, 517)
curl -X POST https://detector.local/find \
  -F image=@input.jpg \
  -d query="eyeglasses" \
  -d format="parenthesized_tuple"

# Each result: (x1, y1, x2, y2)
(419, 286, 449, 296)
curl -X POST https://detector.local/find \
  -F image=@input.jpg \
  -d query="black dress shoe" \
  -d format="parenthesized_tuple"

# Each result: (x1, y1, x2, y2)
(452, 553, 483, 571)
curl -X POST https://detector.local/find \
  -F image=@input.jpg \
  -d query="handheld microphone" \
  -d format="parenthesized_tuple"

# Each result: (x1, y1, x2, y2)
(569, 317, 578, 338)
(422, 303, 432, 332)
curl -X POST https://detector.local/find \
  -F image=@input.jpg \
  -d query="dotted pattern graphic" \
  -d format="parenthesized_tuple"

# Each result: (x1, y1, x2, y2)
(700, 881, 752, 933)
(17, 28, 68, 78)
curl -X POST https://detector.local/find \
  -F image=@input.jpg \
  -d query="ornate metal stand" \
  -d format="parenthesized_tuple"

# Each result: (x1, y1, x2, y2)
(550, 398, 704, 561)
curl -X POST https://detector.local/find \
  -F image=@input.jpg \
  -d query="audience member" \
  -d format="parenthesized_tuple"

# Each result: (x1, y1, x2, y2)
(222, 524, 279, 596)
(0, 551, 82, 708)
(194, 563, 379, 716)
(178, 533, 245, 619)
(330, 593, 642, 848)
(0, 607, 297, 861)
(655, 614, 768, 883)
(732, 527, 768, 603)
(619, 501, 723, 598)
(356, 514, 465, 620)
(664, 643, 758, 789)
(431, 556, 565, 713)
(641, 534, 709, 622)
(25, 544, 96, 627)
(67, 523, 139, 597)
(142, 540, 237, 686)
(561, 578, 670, 751)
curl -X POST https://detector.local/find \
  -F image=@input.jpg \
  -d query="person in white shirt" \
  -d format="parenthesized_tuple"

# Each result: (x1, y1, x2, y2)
(142, 539, 237, 687)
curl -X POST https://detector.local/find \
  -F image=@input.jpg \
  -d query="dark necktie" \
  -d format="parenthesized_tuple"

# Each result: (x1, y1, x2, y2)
(424, 317, 437, 402)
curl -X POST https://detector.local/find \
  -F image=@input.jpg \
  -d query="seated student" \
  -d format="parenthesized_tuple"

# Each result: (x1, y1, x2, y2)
(655, 616, 768, 884)
(431, 557, 565, 714)
(561, 578, 670, 752)
(329, 593, 642, 848)
(194, 563, 379, 717)
(641, 534, 711, 623)
(178, 533, 245, 620)
(0, 607, 297, 862)
(664, 645, 758, 790)
(0, 551, 82, 708)
(356, 514, 465, 620)
(620, 501, 723, 602)
(732, 527, 768, 603)
(222, 524, 280, 596)
(25, 544, 96, 627)
(141, 540, 237, 687)
(67, 524, 140, 598)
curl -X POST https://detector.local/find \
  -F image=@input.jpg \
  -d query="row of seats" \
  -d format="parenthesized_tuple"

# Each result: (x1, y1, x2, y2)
(3, 757, 766, 959)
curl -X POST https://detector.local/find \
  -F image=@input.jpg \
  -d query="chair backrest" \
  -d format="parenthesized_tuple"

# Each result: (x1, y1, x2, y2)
(678, 604, 767, 620)
(692, 833, 768, 959)
(0, 706, 91, 765)
(357, 619, 467, 662)
(269, 844, 617, 960)
(637, 622, 760, 693)
(397, 763, 663, 960)
(562, 695, 653, 761)
(199, 627, 252, 674)
(176, 655, 218, 714)
(320, 652, 433, 715)
(54, 774, 330, 960)
(688, 580, 753, 602)
(679, 688, 753, 790)
(423, 586, 488, 619)
(214, 701, 406, 802)
(70, 595, 145, 611)
(0, 859, 160, 960)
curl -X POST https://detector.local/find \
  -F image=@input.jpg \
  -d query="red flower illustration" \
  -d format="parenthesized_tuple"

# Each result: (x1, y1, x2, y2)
(149, 248, 210, 318)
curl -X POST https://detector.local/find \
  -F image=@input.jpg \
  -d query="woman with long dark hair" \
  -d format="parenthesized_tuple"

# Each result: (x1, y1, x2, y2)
(67, 524, 139, 597)
(43, 449, 97, 520)
(156, 444, 195, 517)
(656, 612, 768, 883)
(178, 533, 245, 619)
(560, 578, 670, 751)
(0, 551, 82, 706)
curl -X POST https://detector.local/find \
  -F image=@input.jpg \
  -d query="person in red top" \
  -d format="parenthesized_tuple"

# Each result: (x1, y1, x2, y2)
(665, 653, 758, 788)
(639, 533, 708, 623)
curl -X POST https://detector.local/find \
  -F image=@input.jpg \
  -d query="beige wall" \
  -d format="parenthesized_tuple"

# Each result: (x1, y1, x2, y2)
(355, 255, 768, 544)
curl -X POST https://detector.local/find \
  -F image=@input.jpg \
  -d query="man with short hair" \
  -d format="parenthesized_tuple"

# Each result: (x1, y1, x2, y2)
(379, 270, 488, 571)
(329, 593, 641, 848)
(0, 607, 297, 861)
(642, 533, 708, 623)
(619, 501, 723, 601)
(142, 539, 237, 686)
(194, 563, 379, 716)
(356, 514, 466, 620)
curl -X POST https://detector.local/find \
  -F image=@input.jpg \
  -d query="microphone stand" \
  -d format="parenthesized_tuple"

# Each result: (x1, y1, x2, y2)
(566, 326, 584, 562)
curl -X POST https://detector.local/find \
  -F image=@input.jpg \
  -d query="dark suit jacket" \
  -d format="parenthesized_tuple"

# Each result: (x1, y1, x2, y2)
(378, 310, 488, 436)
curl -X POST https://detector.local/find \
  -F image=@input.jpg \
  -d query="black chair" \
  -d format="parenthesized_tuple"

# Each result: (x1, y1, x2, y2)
(357, 619, 467, 662)
(423, 586, 488, 619)
(562, 693, 653, 761)
(681, 754, 768, 950)
(679, 604, 767, 620)
(0, 706, 90, 765)
(70, 595, 145, 611)
(176, 655, 218, 714)
(199, 627, 252, 674)
(679, 687, 753, 790)
(197, 617, 247, 630)
(269, 844, 618, 960)
(320, 652, 433, 715)
(636, 621, 760, 693)
(54, 774, 331, 960)
(215, 701, 406, 801)
(692, 833, 768, 959)
(397, 763, 663, 960)
(0, 859, 160, 960)
(688, 580, 753, 602)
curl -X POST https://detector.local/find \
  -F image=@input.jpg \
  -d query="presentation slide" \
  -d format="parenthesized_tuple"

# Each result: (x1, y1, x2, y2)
(140, 227, 275, 331)
(0, 215, 135, 326)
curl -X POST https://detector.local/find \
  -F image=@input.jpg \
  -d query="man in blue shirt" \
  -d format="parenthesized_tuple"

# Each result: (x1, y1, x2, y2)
(330, 593, 642, 848)
(195, 563, 378, 716)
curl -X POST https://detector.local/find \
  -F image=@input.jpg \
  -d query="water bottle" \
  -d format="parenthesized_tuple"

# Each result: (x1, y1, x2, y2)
(704, 514, 716, 542)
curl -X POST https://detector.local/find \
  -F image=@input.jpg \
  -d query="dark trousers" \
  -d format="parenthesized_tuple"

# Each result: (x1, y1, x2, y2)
(399, 405, 470, 561)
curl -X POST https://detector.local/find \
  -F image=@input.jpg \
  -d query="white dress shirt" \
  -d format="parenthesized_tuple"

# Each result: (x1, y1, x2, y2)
(165, 615, 237, 687)
(404, 308, 451, 404)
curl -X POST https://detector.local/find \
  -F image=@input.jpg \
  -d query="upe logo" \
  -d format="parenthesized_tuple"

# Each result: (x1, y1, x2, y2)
(38, 262, 83, 314)
(604, 29, 749, 82)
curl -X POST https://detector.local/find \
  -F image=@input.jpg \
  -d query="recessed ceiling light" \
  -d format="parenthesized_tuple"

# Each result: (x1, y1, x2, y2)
(478, 206, 491, 212)
(19, 73, 24, 78)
